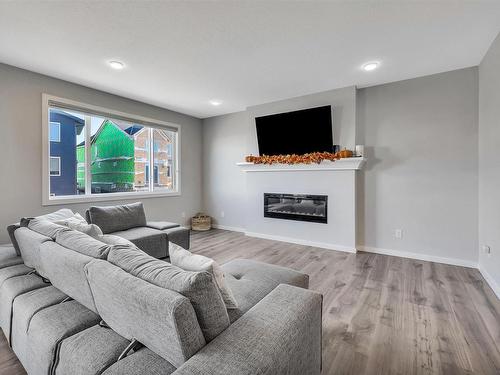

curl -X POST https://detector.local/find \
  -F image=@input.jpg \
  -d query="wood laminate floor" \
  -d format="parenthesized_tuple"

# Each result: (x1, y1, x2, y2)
(1, 229, 500, 374)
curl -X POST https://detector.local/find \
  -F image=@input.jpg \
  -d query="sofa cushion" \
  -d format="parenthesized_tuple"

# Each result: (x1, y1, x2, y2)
(26, 300, 100, 375)
(14, 227, 52, 271)
(33, 208, 75, 223)
(0, 264, 32, 289)
(0, 245, 24, 269)
(54, 213, 103, 239)
(102, 347, 177, 375)
(221, 259, 309, 322)
(55, 325, 130, 375)
(55, 229, 111, 259)
(85, 259, 206, 368)
(87, 202, 147, 234)
(173, 284, 322, 375)
(112, 227, 167, 258)
(147, 221, 180, 230)
(107, 246, 230, 342)
(222, 259, 309, 288)
(27, 217, 71, 239)
(39, 242, 98, 313)
(169, 242, 237, 310)
(11, 286, 67, 366)
(99, 234, 137, 247)
(0, 275, 48, 343)
(8, 209, 74, 255)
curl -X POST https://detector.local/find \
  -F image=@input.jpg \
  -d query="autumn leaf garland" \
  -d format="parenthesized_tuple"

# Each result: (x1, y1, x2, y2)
(245, 150, 353, 165)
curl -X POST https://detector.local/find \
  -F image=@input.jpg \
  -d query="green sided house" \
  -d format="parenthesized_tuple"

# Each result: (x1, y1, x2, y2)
(77, 120, 173, 193)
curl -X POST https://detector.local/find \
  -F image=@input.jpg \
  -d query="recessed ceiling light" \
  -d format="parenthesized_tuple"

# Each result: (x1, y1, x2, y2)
(108, 61, 125, 70)
(362, 62, 379, 71)
(209, 99, 222, 106)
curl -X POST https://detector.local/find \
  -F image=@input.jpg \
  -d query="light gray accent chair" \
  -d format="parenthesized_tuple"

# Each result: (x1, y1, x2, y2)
(1, 211, 322, 375)
(85, 202, 190, 258)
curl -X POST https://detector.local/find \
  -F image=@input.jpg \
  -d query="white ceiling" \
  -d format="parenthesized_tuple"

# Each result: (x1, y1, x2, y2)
(1, 1, 499, 119)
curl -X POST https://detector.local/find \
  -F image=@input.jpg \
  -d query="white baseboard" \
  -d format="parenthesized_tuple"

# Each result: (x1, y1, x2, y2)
(211, 224, 245, 233)
(478, 264, 500, 300)
(244, 231, 357, 253)
(359, 246, 478, 269)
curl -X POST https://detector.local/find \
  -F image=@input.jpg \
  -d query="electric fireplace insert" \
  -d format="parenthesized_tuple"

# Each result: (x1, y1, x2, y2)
(263, 193, 328, 224)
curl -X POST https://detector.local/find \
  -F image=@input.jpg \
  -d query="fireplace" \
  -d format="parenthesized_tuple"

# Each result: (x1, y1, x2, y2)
(264, 193, 328, 224)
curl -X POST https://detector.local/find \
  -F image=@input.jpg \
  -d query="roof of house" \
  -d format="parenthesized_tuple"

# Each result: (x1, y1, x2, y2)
(77, 120, 145, 147)
(50, 109, 85, 136)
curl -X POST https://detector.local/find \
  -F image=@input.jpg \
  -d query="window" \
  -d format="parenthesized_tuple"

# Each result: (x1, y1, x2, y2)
(43, 95, 180, 205)
(49, 122, 61, 142)
(50, 157, 61, 176)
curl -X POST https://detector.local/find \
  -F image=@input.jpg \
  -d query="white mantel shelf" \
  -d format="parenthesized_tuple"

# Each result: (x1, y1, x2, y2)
(237, 157, 366, 172)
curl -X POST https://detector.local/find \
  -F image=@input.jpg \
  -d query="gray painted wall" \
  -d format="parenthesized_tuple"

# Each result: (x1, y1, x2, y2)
(202, 86, 357, 229)
(203, 68, 479, 265)
(203, 111, 250, 230)
(357, 68, 478, 264)
(479, 32, 500, 294)
(0, 63, 202, 243)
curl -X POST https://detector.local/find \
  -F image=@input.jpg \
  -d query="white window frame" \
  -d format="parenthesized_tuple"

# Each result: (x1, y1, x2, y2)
(49, 156, 61, 176)
(42, 94, 181, 206)
(49, 122, 61, 142)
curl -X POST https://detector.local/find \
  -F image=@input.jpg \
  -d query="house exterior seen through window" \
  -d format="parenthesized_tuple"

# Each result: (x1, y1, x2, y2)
(45, 97, 179, 203)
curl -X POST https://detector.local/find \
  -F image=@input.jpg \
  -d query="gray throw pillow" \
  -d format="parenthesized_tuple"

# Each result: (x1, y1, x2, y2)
(54, 213, 103, 239)
(169, 242, 238, 310)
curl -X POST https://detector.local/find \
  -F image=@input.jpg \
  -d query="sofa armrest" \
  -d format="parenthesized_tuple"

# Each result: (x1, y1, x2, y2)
(173, 284, 322, 375)
(146, 221, 180, 230)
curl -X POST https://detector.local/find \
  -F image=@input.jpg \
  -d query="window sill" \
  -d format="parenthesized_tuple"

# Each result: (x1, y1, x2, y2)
(42, 190, 180, 206)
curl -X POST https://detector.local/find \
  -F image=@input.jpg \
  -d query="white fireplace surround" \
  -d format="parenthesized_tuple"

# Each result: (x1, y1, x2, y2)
(237, 157, 365, 253)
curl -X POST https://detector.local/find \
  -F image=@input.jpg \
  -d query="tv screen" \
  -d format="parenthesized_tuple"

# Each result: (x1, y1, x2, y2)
(255, 105, 333, 156)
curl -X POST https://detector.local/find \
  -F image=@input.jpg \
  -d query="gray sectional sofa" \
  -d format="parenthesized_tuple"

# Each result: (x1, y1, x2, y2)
(85, 202, 190, 258)
(0, 209, 322, 375)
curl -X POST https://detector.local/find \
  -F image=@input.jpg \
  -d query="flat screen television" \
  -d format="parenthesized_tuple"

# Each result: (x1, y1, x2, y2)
(255, 105, 333, 156)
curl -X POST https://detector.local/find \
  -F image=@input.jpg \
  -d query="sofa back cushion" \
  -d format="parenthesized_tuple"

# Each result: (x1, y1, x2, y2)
(39, 242, 98, 312)
(55, 230, 111, 259)
(28, 218, 70, 239)
(107, 246, 230, 342)
(13, 227, 51, 271)
(27, 218, 111, 259)
(85, 259, 206, 367)
(54, 213, 103, 239)
(7, 209, 75, 256)
(87, 202, 147, 234)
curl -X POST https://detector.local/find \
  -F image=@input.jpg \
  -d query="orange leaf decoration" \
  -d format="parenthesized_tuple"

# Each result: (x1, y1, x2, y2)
(244, 151, 353, 165)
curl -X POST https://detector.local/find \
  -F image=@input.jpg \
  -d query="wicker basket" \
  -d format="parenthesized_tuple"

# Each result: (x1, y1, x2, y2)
(191, 213, 212, 231)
